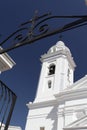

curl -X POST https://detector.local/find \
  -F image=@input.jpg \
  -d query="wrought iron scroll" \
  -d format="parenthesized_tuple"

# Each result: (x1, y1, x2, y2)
(0, 12, 87, 54)
(0, 80, 17, 130)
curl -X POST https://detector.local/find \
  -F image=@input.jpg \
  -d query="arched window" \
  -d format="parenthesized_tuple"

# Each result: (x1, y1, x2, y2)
(48, 80, 52, 88)
(48, 64, 55, 75)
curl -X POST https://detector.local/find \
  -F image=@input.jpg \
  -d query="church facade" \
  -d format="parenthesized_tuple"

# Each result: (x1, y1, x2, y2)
(25, 40, 87, 130)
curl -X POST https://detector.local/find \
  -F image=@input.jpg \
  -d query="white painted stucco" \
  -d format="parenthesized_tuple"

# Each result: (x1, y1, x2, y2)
(0, 47, 16, 73)
(0, 123, 22, 130)
(25, 40, 87, 130)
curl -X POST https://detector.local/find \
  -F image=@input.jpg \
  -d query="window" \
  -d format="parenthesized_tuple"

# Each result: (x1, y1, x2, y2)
(67, 68, 70, 82)
(67, 68, 70, 77)
(48, 64, 55, 75)
(48, 80, 52, 88)
(40, 127, 45, 130)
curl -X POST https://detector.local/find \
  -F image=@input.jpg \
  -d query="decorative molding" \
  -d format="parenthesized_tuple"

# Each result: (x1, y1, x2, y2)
(27, 99, 57, 109)
(55, 86, 87, 102)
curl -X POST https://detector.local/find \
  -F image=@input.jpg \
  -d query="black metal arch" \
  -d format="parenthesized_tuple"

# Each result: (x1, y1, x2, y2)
(0, 12, 87, 54)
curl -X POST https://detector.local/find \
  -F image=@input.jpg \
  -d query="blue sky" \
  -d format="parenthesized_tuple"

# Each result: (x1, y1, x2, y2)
(0, 0, 87, 130)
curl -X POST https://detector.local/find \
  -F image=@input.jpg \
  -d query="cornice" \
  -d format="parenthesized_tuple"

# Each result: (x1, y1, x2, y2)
(64, 126, 87, 130)
(26, 99, 57, 109)
(55, 87, 87, 102)
(40, 51, 76, 69)
(0, 47, 16, 72)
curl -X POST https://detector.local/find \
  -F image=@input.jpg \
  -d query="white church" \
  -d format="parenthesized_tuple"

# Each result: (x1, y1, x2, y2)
(25, 40, 87, 130)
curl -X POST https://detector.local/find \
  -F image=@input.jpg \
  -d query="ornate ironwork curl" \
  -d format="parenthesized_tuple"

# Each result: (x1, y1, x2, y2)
(0, 12, 87, 54)
(0, 27, 29, 46)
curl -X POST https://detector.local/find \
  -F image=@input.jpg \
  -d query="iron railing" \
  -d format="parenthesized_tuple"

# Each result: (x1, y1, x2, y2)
(0, 80, 17, 130)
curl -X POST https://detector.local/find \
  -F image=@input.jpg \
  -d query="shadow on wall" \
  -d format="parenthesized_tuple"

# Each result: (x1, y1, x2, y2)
(46, 105, 58, 130)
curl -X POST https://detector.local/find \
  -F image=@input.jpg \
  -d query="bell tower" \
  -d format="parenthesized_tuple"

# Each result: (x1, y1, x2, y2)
(25, 40, 76, 130)
(34, 40, 76, 103)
